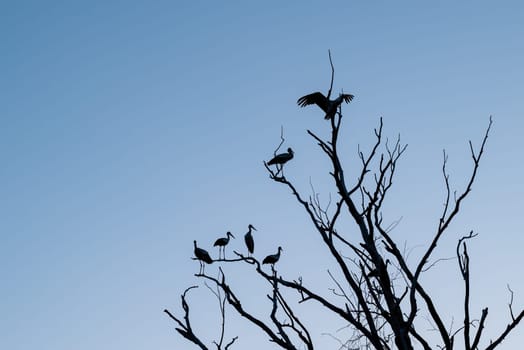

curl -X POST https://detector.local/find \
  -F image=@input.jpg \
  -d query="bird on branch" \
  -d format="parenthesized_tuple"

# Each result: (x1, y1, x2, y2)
(263, 246, 283, 266)
(193, 240, 213, 274)
(214, 231, 235, 259)
(297, 91, 354, 120)
(244, 224, 257, 257)
(267, 148, 294, 167)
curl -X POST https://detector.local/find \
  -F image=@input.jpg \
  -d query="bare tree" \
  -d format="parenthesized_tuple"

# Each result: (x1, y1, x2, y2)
(165, 56, 523, 350)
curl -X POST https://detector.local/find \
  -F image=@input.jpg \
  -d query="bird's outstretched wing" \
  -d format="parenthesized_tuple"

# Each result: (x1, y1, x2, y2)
(341, 94, 354, 104)
(297, 92, 329, 112)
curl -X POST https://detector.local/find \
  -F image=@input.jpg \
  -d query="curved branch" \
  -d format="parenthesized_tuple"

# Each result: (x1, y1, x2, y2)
(327, 49, 335, 99)
(164, 286, 209, 350)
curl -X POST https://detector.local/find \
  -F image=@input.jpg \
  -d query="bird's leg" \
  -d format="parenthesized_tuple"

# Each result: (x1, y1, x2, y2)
(275, 164, 284, 179)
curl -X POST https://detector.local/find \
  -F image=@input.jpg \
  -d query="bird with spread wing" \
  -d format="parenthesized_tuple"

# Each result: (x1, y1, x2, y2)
(297, 91, 354, 120)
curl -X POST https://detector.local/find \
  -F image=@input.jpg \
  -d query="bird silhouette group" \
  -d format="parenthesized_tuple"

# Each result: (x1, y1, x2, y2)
(193, 89, 354, 274)
(193, 224, 283, 274)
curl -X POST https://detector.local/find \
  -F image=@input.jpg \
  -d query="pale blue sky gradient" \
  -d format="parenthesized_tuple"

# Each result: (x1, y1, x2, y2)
(1, 1, 523, 349)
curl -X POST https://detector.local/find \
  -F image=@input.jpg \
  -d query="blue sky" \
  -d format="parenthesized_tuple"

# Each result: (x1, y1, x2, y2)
(1, 1, 523, 349)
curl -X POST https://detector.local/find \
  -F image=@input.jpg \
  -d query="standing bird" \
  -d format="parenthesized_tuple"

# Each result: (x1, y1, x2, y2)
(262, 246, 283, 266)
(244, 224, 257, 257)
(194, 240, 213, 274)
(297, 91, 354, 120)
(214, 231, 235, 259)
(267, 148, 294, 170)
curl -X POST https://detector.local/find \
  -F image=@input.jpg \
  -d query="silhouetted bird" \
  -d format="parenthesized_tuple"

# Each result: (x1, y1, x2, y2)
(267, 148, 294, 166)
(263, 246, 283, 266)
(297, 92, 354, 120)
(194, 240, 213, 274)
(244, 224, 257, 257)
(214, 231, 235, 259)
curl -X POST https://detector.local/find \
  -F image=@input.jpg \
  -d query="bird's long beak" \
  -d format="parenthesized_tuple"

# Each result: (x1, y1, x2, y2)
(252, 226, 257, 231)
(230, 233, 236, 238)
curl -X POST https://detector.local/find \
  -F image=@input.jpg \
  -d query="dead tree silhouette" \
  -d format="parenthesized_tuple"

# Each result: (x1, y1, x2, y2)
(166, 53, 523, 350)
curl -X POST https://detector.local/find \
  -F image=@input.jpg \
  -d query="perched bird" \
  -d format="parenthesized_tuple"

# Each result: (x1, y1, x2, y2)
(213, 231, 235, 259)
(194, 240, 213, 274)
(297, 91, 354, 120)
(267, 148, 294, 166)
(244, 224, 257, 257)
(263, 246, 283, 266)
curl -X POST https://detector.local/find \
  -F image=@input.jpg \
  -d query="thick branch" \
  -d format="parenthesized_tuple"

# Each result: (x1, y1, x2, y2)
(456, 232, 478, 350)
